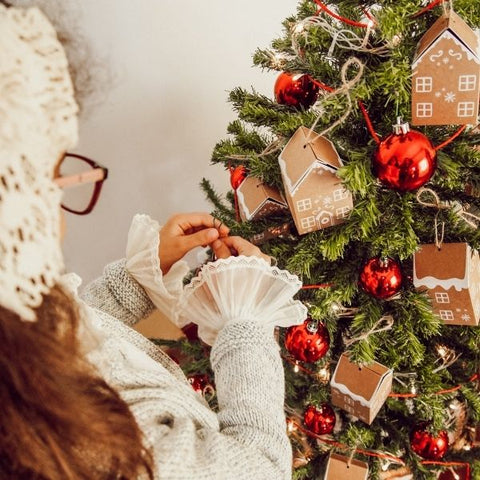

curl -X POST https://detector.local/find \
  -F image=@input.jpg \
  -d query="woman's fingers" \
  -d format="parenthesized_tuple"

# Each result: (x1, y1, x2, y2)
(165, 213, 229, 237)
(211, 239, 232, 259)
(159, 213, 229, 274)
(211, 236, 271, 264)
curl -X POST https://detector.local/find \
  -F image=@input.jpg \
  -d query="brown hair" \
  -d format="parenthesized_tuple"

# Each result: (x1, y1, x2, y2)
(0, 285, 154, 480)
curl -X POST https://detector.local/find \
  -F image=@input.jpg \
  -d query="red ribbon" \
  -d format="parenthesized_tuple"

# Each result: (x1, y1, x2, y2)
(312, 0, 372, 28)
(301, 283, 333, 290)
(413, 0, 448, 18)
(292, 420, 472, 478)
(358, 100, 466, 150)
(422, 461, 470, 480)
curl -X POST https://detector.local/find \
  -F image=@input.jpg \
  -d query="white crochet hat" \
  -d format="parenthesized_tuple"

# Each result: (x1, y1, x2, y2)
(0, 4, 79, 321)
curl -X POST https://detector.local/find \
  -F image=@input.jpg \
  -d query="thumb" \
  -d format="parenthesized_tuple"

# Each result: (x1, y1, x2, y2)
(181, 228, 219, 252)
(211, 238, 232, 259)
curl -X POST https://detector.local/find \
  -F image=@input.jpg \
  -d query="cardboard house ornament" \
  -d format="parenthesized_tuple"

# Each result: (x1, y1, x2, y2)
(324, 453, 369, 480)
(249, 222, 291, 246)
(413, 243, 480, 326)
(330, 353, 393, 425)
(411, 9, 480, 126)
(236, 175, 288, 222)
(278, 126, 353, 235)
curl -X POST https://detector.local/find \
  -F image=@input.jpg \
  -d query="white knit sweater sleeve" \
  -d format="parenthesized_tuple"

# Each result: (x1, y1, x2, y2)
(81, 262, 295, 479)
(81, 259, 156, 326)
(137, 320, 294, 480)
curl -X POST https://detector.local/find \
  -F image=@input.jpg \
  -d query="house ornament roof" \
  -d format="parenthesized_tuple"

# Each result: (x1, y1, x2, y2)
(278, 126, 344, 195)
(413, 10, 480, 67)
(236, 176, 287, 219)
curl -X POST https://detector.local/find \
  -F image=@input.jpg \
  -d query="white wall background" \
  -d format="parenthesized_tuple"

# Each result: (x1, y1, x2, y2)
(64, 0, 295, 282)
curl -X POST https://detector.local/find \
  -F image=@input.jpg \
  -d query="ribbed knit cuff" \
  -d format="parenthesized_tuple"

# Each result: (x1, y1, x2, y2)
(104, 259, 156, 321)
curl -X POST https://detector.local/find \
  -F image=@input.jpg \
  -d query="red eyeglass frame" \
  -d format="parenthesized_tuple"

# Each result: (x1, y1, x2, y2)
(54, 153, 109, 215)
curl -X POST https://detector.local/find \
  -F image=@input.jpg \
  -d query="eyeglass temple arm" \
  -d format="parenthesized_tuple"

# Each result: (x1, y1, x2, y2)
(54, 168, 106, 189)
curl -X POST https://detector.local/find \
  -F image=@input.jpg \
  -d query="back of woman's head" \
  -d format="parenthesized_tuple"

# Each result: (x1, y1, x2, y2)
(0, 286, 153, 480)
(0, 3, 153, 478)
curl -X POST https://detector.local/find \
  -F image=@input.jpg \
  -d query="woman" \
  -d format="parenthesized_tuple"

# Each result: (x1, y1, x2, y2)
(0, 3, 306, 479)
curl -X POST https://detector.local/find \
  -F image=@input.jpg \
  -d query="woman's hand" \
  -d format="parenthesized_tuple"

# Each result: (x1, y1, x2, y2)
(159, 213, 229, 274)
(211, 236, 271, 264)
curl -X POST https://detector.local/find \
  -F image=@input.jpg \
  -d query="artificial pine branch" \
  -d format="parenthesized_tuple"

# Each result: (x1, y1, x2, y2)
(198, 0, 480, 477)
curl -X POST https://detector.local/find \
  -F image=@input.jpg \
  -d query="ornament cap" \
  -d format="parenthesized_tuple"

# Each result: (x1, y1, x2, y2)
(393, 116, 410, 135)
(306, 320, 318, 333)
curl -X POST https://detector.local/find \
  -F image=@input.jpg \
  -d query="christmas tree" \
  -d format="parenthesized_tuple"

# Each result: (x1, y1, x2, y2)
(173, 1, 480, 478)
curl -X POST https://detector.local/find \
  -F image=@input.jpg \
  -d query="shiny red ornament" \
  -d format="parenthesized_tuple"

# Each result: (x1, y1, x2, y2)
(187, 374, 212, 394)
(359, 257, 403, 299)
(230, 165, 247, 190)
(372, 119, 437, 191)
(410, 423, 449, 460)
(274, 72, 319, 109)
(284, 319, 330, 363)
(303, 403, 336, 435)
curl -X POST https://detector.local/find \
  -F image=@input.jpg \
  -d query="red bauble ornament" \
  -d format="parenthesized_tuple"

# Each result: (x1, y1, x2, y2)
(188, 374, 213, 395)
(359, 257, 403, 299)
(372, 118, 437, 191)
(230, 165, 247, 189)
(274, 72, 319, 109)
(410, 423, 449, 460)
(303, 403, 336, 435)
(284, 319, 330, 363)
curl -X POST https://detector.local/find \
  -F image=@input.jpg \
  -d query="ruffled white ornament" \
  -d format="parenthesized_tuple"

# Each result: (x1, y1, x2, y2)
(175, 256, 308, 345)
(0, 5, 78, 320)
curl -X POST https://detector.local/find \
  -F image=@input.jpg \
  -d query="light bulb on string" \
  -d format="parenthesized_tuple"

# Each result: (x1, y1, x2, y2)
(316, 364, 330, 384)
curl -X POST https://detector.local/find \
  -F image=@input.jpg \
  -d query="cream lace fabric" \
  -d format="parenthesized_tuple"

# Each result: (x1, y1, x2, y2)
(175, 256, 308, 345)
(0, 5, 78, 320)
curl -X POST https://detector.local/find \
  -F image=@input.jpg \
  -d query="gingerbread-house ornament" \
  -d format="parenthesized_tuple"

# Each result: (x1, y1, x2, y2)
(411, 10, 480, 126)
(330, 353, 393, 425)
(278, 126, 353, 235)
(324, 453, 369, 480)
(249, 223, 291, 246)
(236, 175, 288, 222)
(413, 243, 480, 326)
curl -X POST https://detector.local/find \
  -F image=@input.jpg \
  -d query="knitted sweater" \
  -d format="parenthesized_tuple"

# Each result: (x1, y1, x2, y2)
(80, 259, 293, 480)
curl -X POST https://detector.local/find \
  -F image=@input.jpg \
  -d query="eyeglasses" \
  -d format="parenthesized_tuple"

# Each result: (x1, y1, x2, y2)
(54, 153, 109, 215)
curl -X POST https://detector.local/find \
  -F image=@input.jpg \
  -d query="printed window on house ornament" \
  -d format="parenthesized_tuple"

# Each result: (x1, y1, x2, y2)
(439, 310, 454, 321)
(458, 75, 477, 91)
(458, 102, 475, 117)
(297, 198, 312, 212)
(333, 188, 348, 201)
(416, 103, 433, 117)
(301, 216, 316, 229)
(416, 76, 433, 92)
(435, 292, 450, 303)
(336, 206, 351, 218)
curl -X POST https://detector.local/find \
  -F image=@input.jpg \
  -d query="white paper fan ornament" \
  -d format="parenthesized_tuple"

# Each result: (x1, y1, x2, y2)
(175, 255, 308, 345)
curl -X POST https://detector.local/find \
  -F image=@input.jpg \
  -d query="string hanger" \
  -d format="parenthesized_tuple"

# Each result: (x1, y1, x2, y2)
(416, 187, 480, 237)
(291, 15, 389, 59)
(343, 315, 394, 347)
(305, 56, 365, 143)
